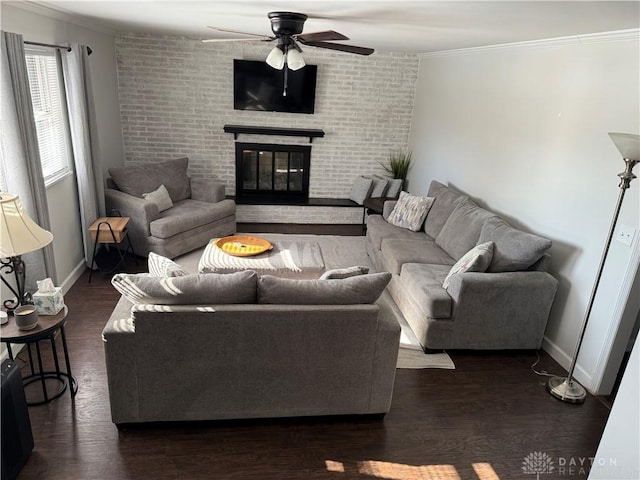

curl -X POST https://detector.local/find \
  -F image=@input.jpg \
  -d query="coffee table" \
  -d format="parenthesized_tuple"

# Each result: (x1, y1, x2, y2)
(198, 238, 325, 278)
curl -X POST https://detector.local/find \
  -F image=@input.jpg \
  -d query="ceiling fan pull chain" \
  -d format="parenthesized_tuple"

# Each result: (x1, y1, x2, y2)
(283, 53, 289, 97)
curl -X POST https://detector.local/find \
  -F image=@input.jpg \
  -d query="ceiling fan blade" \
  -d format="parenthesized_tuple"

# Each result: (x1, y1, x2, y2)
(207, 25, 274, 41)
(302, 41, 374, 56)
(295, 30, 349, 42)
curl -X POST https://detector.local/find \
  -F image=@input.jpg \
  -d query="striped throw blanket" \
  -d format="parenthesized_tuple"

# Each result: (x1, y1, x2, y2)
(198, 239, 325, 276)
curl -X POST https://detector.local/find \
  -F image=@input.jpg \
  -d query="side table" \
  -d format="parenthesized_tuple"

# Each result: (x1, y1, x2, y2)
(88, 216, 135, 283)
(0, 305, 77, 406)
(362, 197, 393, 232)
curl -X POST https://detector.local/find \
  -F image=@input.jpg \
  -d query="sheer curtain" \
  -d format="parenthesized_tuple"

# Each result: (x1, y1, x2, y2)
(0, 31, 57, 289)
(62, 44, 105, 268)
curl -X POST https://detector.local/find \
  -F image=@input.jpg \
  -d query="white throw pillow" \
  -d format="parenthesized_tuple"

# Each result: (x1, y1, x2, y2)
(320, 266, 370, 280)
(142, 184, 173, 212)
(387, 191, 435, 231)
(442, 241, 495, 289)
(148, 252, 189, 277)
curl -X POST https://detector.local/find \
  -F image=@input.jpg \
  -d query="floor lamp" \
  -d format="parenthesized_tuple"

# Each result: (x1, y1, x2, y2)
(0, 193, 54, 312)
(547, 132, 640, 403)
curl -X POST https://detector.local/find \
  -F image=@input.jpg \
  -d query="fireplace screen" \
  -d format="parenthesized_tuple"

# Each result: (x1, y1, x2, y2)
(235, 143, 310, 200)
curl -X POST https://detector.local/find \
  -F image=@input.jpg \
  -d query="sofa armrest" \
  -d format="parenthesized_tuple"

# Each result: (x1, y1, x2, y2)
(383, 200, 397, 220)
(190, 178, 226, 203)
(445, 271, 559, 349)
(105, 188, 159, 235)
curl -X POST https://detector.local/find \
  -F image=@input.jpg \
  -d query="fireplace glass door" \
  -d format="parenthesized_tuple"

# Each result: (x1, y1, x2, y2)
(236, 143, 310, 201)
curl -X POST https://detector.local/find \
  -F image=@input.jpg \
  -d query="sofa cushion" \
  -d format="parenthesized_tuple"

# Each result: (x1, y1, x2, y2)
(319, 266, 370, 280)
(142, 184, 173, 213)
(150, 199, 236, 239)
(423, 181, 468, 238)
(109, 157, 191, 202)
(479, 217, 553, 272)
(257, 272, 391, 305)
(348, 176, 373, 205)
(435, 198, 496, 260)
(367, 215, 427, 250)
(380, 238, 454, 275)
(111, 270, 258, 305)
(148, 252, 189, 277)
(387, 191, 435, 232)
(385, 178, 404, 199)
(443, 241, 494, 289)
(399, 263, 452, 319)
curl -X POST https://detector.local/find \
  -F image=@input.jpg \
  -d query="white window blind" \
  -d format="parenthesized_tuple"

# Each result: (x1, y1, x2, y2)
(25, 48, 71, 186)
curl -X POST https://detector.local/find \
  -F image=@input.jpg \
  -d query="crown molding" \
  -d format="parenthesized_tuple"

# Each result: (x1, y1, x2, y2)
(419, 29, 640, 58)
(6, 1, 117, 36)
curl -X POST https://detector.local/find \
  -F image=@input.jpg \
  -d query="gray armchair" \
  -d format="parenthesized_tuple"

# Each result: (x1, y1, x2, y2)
(105, 157, 236, 259)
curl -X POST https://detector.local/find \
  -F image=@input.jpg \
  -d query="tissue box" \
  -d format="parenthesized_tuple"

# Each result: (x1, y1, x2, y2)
(33, 287, 65, 315)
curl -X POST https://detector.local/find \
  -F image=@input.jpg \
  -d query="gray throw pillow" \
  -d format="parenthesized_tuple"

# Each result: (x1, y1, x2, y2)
(387, 191, 435, 231)
(348, 176, 374, 205)
(479, 217, 552, 272)
(109, 157, 191, 202)
(319, 266, 370, 280)
(385, 178, 404, 199)
(258, 272, 391, 304)
(111, 270, 257, 304)
(142, 184, 173, 212)
(442, 241, 494, 289)
(147, 252, 189, 277)
(369, 175, 389, 198)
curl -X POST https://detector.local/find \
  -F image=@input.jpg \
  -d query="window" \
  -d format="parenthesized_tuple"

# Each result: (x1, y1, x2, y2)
(25, 47, 72, 186)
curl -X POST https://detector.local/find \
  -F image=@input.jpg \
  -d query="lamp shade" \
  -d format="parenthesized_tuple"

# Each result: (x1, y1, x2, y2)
(0, 193, 53, 257)
(609, 132, 640, 161)
(286, 49, 306, 71)
(266, 46, 285, 70)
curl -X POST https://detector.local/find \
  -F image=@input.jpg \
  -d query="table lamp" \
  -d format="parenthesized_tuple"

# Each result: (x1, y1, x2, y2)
(0, 193, 53, 312)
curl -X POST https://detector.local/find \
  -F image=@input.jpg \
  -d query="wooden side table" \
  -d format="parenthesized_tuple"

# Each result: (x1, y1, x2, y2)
(0, 306, 77, 405)
(88, 217, 135, 283)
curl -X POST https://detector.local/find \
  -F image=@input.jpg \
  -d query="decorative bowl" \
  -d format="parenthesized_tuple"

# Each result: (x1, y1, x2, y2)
(214, 235, 273, 257)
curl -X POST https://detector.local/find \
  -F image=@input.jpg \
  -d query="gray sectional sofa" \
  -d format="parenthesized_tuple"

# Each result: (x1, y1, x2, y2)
(366, 180, 558, 351)
(102, 271, 400, 425)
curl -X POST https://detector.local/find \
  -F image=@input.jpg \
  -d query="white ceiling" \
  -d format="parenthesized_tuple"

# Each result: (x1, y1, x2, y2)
(12, 1, 640, 53)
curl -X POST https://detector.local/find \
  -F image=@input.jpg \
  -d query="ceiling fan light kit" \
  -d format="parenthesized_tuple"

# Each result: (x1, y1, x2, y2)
(206, 10, 374, 69)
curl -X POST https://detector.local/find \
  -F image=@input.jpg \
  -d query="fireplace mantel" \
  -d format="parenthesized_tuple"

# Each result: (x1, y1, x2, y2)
(223, 124, 325, 143)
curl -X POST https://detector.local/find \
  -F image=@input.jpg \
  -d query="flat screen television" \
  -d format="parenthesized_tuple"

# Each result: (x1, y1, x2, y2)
(233, 59, 317, 114)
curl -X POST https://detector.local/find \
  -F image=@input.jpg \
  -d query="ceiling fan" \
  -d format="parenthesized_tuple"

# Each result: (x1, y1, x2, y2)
(204, 11, 375, 72)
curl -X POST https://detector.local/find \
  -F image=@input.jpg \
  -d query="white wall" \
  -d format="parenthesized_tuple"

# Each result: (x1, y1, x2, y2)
(1, 3, 125, 288)
(408, 31, 640, 392)
(588, 335, 640, 479)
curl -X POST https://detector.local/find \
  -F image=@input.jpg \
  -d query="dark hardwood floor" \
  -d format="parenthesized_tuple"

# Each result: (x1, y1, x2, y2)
(12, 231, 611, 480)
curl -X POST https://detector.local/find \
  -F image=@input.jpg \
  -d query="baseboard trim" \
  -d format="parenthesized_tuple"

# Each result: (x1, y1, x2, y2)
(542, 335, 594, 393)
(59, 260, 87, 295)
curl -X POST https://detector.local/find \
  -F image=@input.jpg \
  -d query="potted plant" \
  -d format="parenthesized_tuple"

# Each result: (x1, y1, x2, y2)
(380, 150, 413, 189)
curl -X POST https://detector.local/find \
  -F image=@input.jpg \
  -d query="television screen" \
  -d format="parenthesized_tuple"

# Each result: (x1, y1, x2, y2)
(233, 59, 317, 114)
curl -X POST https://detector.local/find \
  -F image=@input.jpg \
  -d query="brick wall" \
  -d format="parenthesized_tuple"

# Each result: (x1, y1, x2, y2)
(115, 34, 418, 222)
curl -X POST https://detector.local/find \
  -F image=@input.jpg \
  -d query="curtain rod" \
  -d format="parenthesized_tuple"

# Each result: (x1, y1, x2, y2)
(24, 40, 72, 52)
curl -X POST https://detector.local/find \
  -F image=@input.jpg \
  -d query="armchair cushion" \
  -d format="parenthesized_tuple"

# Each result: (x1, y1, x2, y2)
(109, 157, 191, 202)
(149, 199, 236, 239)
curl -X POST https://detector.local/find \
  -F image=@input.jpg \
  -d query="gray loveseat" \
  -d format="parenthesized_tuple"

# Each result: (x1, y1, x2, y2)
(105, 157, 236, 259)
(102, 270, 400, 425)
(367, 180, 558, 351)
